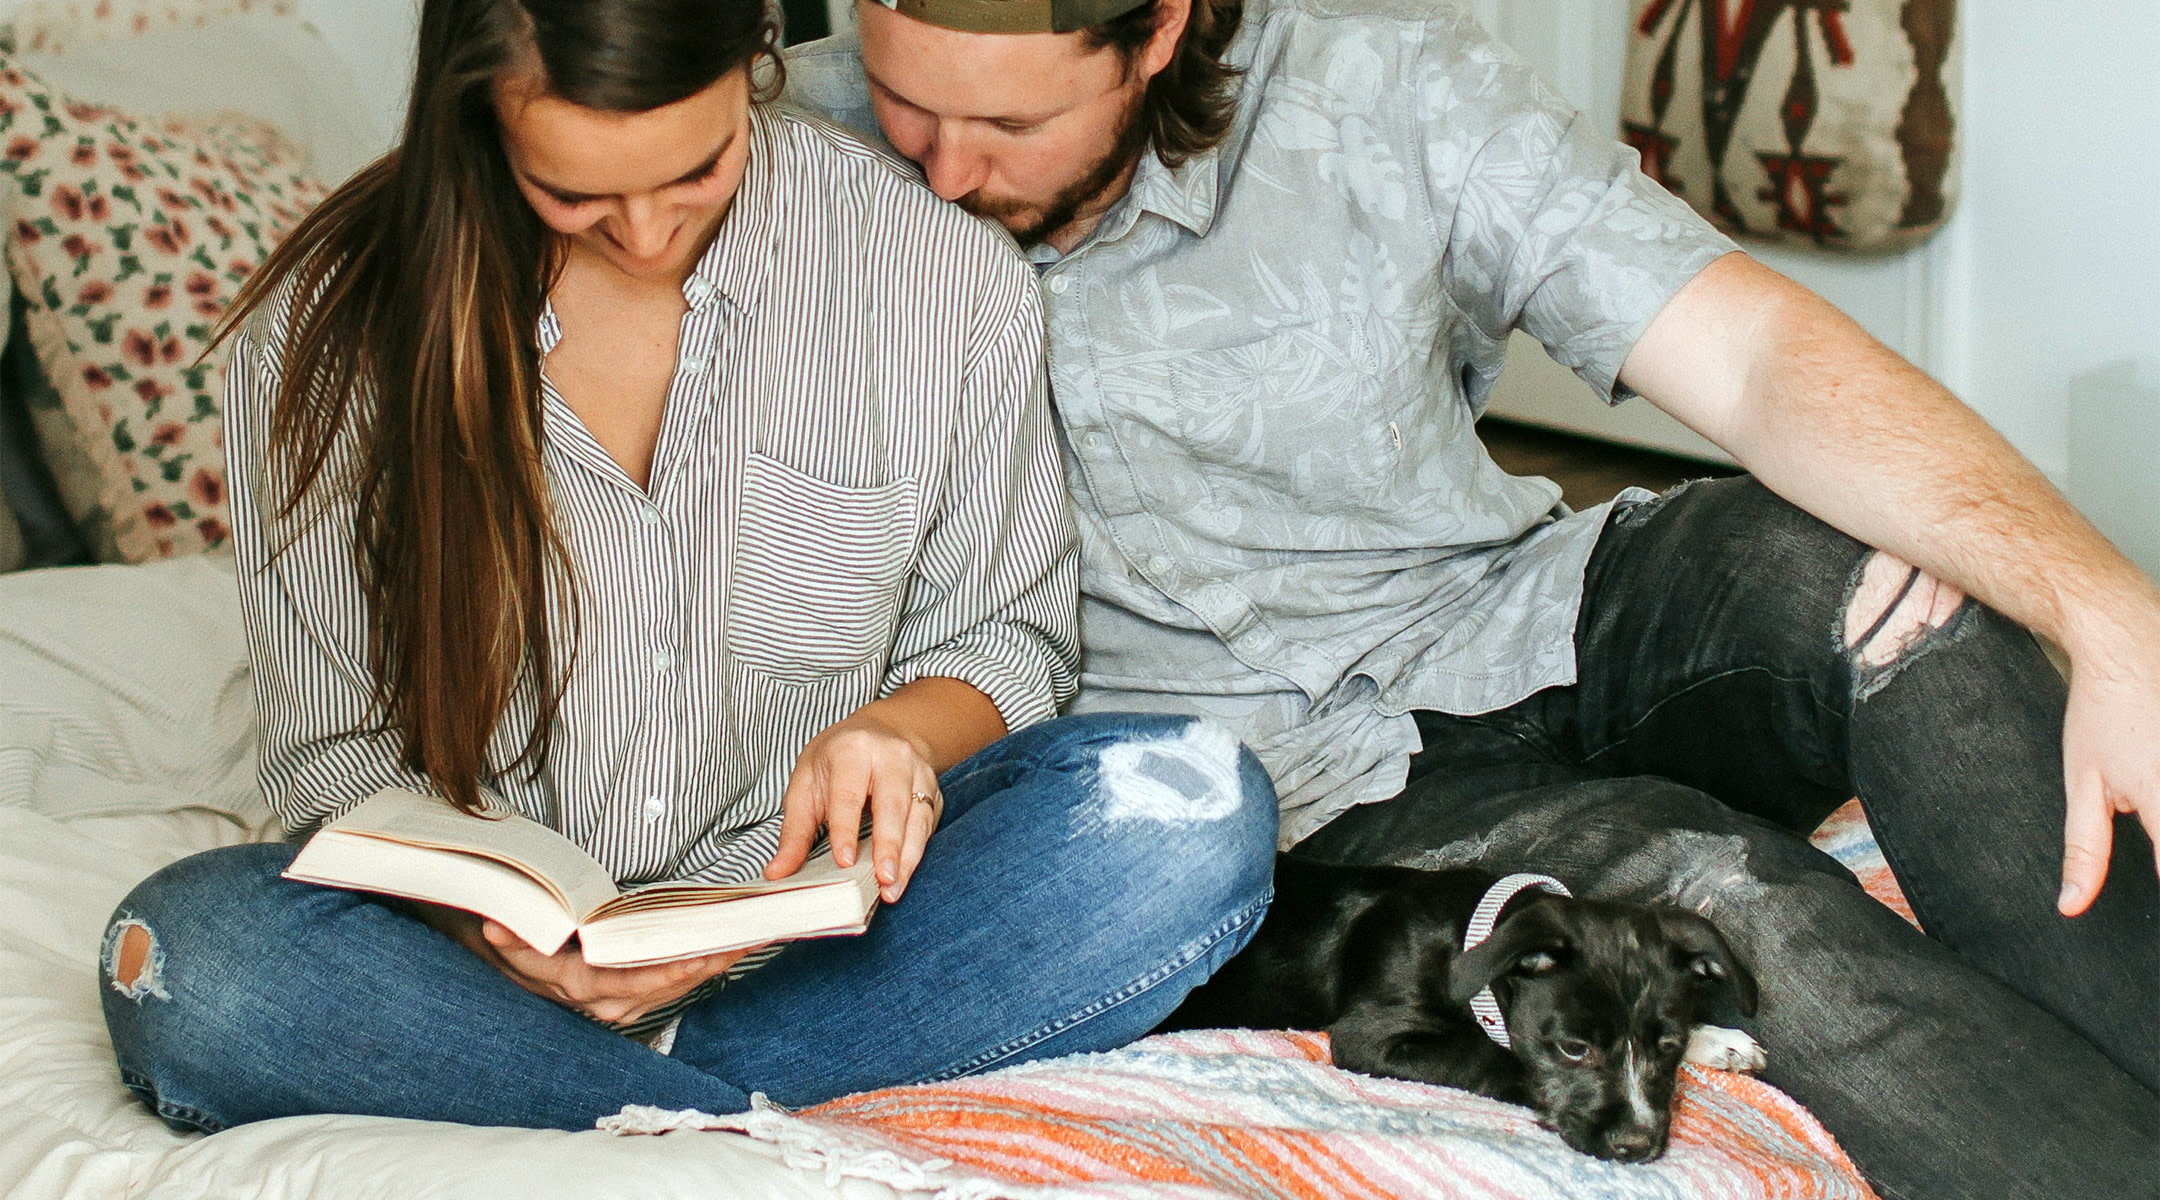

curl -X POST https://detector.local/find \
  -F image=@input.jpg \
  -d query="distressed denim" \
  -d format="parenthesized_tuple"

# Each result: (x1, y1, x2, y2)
(100, 712, 1276, 1131)
(1300, 476, 2160, 1200)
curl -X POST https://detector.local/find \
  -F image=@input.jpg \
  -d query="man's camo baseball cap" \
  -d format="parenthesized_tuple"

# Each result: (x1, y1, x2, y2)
(867, 0, 1154, 34)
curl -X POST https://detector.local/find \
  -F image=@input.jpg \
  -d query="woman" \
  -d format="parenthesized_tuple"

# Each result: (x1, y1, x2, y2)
(99, 0, 1274, 1132)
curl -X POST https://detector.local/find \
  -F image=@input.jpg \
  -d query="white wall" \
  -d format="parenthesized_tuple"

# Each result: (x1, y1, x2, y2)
(1944, 1, 2160, 483)
(295, 0, 417, 150)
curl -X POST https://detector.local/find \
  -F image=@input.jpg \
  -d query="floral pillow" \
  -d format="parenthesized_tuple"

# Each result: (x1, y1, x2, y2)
(0, 57, 324, 560)
(11, 0, 299, 54)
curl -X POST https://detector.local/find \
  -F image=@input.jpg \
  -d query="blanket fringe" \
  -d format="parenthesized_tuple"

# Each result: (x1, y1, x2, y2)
(602, 1099, 1029, 1200)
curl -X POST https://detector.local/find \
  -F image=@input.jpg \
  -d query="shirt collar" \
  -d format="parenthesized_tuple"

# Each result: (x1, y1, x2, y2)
(685, 104, 784, 315)
(1123, 142, 1224, 239)
(536, 300, 564, 355)
(1113, 0, 1273, 241)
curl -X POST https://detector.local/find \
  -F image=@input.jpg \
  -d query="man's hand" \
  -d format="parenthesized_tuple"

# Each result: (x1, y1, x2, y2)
(766, 706, 944, 905)
(2058, 608, 2160, 916)
(472, 920, 751, 1026)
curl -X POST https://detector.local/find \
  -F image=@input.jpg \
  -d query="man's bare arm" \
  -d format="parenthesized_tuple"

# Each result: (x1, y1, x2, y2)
(1619, 251, 2160, 915)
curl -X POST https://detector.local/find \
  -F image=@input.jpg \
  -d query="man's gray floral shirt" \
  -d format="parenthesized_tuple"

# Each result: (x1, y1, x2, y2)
(784, 0, 1736, 842)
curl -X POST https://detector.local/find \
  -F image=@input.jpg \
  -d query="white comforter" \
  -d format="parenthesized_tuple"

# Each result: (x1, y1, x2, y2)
(0, 557, 902, 1200)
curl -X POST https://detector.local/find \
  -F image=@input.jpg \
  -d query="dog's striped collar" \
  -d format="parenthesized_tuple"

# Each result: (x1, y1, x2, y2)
(1464, 872, 1572, 1049)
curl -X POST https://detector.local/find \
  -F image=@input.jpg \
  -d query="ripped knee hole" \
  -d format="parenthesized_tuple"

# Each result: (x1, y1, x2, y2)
(1842, 551, 1966, 668)
(105, 918, 170, 1001)
(1093, 720, 1248, 827)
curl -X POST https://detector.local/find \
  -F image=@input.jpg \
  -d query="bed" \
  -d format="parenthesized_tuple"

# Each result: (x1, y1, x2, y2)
(0, 6, 1888, 1197)
(2, 557, 1892, 1200)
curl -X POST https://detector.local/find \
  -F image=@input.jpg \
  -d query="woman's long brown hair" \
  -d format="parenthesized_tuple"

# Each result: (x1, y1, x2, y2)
(218, 0, 778, 813)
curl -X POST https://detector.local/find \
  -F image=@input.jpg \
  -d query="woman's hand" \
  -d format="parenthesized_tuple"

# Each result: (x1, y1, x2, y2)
(766, 705, 945, 904)
(409, 901, 749, 1025)
(473, 920, 752, 1026)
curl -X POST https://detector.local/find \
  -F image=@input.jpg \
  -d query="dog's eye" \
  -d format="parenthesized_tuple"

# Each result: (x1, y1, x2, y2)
(1659, 1033, 1686, 1054)
(1555, 1039, 1592, 1062)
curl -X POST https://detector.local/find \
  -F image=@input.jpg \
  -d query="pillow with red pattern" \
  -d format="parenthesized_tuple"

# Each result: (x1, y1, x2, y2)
(0, 57, 325, 560)
(11, 0, 301, 52)
(1621, 0, 1960, 254)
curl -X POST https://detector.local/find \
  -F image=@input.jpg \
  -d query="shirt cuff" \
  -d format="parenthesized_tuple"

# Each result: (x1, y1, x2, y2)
(883, 629, 1070, 734)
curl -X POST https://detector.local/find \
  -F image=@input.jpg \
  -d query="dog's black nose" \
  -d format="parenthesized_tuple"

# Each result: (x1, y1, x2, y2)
(1603, 1130, 1664, 1163)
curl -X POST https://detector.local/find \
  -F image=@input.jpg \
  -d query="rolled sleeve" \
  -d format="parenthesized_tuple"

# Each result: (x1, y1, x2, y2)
(1429, 37, 1737, 404)
(880, 274, 1080, 732)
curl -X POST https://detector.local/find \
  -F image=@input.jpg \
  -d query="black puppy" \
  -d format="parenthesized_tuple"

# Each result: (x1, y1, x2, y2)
(1159, 855, 1761, 1162)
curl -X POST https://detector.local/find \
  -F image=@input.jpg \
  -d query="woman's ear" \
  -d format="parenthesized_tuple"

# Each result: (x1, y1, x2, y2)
(1447, 909, 1570, 1005)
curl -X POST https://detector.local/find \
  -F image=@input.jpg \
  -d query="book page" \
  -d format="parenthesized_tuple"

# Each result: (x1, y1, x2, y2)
(591, 849, 876, 918)
(306, 789, 622, 920)
(579, 859, 880, 967)
(285, 832, 581, 956)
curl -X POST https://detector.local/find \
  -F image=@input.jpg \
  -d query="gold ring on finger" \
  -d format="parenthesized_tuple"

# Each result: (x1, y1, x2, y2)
(911, 791, 937, 808)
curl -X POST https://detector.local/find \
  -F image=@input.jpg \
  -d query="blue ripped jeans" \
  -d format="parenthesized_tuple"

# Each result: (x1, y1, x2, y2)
(100, 712, 1277, 1132)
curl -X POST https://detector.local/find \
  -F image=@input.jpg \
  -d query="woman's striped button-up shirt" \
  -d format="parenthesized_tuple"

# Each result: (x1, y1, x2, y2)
(224, 104, 1080, 885)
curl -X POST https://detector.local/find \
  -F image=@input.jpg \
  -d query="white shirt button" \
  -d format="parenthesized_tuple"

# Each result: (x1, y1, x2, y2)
(1048, 274, 1070, 296)
(651, 649, 672, 673)
(638, 506, 661, 527)
(679, 355, 707, 374)
(642, 794, 666, 821)
(1147, 554, 1173, 577)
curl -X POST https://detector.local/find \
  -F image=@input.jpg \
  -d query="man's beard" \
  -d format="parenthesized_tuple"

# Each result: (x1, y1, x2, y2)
(956, 88, 1150, 248)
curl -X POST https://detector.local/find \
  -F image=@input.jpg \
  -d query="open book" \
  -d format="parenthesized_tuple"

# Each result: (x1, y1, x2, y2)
(283, 788, 878, 967)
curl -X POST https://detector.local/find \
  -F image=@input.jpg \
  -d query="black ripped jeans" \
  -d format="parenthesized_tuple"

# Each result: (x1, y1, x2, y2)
(1300, 476, 2159, 1200)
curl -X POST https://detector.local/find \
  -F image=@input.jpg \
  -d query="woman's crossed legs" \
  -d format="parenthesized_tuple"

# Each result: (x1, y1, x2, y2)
(100, 712, 1277, 1132)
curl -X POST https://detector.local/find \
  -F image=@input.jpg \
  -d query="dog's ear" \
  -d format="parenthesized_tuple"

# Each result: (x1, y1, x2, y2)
(1659, 911, 1758, 1016)
(1447, 909, 1570, 1004)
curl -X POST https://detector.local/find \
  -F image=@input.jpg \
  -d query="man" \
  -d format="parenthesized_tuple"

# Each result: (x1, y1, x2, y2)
(781, 0, 2160, 1194)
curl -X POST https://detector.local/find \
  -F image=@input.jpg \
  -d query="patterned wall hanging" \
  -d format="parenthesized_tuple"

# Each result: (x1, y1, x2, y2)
(1622, 0, 1960, 254)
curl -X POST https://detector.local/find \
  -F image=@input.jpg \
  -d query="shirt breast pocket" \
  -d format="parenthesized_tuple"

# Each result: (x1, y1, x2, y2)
(1163, 312, 1415, 516)
(728, 453, 920, 680)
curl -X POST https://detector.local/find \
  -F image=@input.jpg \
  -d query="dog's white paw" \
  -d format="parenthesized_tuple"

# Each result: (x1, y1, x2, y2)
(1684, 1025, 1766, 1073)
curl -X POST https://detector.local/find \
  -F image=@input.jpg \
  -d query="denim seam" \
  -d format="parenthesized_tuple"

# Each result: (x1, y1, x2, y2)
(913, 887, 1274, 1084)
(120, 1068, 227, 1134)
(1446, 712, 1575, 771)
(1848, 802, 1939, 936)
(155, 1101, 228, 1134)
(1576, 664, 1845, 768)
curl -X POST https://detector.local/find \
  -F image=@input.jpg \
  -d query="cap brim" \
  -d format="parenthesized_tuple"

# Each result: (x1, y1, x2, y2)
(875, 0, 1152, 34)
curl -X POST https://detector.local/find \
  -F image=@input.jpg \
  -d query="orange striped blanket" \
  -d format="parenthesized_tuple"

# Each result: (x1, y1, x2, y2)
(607, 1029, 1877, 1198)
(603, 806, 1909, 1198)
(1812, 799, 1918, 928)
